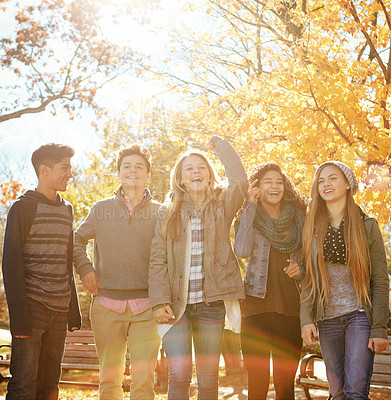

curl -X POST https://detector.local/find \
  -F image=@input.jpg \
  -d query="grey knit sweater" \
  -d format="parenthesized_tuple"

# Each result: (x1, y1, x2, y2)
(74, 188, 161, 300)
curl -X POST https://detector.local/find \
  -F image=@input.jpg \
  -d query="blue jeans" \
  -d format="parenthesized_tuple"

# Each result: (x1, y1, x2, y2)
(318, 310, 374, 400)
(6, 298, 68, 400)
(162, 301, 225, 400)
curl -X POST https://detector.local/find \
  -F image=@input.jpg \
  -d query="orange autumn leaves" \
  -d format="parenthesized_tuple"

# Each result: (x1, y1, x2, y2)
(1, 181, 24, 207)
(162, 0, 391, 222)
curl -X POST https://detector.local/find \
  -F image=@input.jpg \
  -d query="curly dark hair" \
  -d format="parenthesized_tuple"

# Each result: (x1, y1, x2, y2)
(248, 161, 307, 212)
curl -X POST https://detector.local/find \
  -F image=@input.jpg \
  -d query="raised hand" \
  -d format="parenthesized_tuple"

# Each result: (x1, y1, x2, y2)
(247, 179, 260, 204)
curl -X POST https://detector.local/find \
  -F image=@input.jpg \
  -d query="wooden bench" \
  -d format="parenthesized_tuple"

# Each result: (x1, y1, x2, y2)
(0, 343, 11, 384)
(0, 330, 129, 388)
(0, 330, 168, 391)
(60, 330, 119, 388)
(296, 336, 391, 399)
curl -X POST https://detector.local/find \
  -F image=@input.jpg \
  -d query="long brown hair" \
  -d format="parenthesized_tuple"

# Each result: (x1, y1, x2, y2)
(302, 165, 371, 305)
(162, 150, 220, 240)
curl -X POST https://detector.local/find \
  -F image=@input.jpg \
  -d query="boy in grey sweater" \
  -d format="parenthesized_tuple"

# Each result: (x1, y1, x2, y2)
(73, 145, 161, 400)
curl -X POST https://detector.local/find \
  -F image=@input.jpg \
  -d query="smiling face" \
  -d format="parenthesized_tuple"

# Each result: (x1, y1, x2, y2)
(258, 169, 285, 208)
(44, 157, 73, 192)
(318, 165, 350, 204)
(117, 154, 150, 190)
(180, 155, 211, 197)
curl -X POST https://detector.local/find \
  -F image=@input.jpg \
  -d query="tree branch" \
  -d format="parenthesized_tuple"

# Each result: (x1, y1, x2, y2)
(209, 1, 293, 45)
(349, 1, 388, 80)
(309, 85, 353, 145)
(377, 0, 391, 31)
(0, 94, 63, 123)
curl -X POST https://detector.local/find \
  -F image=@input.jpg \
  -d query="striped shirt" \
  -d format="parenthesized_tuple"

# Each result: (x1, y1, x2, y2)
(24, 202, 72, 312)
(187, 210, 205, 304)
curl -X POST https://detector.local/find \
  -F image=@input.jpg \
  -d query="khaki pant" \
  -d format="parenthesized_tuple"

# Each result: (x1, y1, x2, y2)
(91, 297, 161, 400)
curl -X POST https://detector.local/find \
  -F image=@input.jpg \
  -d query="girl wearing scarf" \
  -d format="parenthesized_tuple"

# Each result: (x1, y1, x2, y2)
(234, 162, 307, 400)
(301, 161, 389, 400)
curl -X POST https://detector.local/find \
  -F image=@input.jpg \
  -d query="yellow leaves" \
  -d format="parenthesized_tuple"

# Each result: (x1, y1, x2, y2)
(0, 181, 24, 207)
(134, 0, 391, 221)
(377, 24, 391, 48)
(59, 388, 99, 399)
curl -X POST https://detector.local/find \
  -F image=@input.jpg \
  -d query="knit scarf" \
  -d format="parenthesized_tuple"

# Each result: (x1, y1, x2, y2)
(254, 203, 305, 253)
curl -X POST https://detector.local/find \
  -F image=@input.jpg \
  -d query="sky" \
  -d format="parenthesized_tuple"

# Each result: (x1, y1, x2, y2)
(0, 0, 186, 186)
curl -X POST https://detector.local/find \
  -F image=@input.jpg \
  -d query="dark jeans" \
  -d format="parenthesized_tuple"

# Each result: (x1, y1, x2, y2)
(163, 301, 226, 400)
(318, 310, 374, 400)
(7, 298, 68, 400)
(241, 312, 302, 400)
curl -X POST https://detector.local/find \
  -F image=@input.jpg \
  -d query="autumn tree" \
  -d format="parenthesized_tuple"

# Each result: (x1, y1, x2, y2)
(154, 0, 391, 222)
(0, 0, 158, 123)
(64, 100, 189, 224)
(0, 181, 24, 208)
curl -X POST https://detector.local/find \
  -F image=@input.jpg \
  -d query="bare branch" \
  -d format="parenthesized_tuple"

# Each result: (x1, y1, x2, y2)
(210, 1, 293, 45)
(0, 94, 63, 123)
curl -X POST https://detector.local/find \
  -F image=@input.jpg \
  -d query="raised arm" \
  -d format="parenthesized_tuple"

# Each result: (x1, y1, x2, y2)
(208, 136, 248, 223)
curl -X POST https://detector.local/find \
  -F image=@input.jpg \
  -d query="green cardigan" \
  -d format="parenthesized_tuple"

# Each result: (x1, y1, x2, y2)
(300, 215, 390, 339)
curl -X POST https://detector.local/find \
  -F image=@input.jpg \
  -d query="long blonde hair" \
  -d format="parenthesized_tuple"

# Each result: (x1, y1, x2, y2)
(162, 150, 220, 240)
(302, 166, 371, 306)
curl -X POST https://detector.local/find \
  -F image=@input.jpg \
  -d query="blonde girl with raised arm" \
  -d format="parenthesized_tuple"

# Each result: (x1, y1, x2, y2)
(148, 136, 248, 400)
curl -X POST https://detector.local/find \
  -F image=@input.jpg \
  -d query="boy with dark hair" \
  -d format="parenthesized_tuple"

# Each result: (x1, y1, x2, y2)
(31, 143, 75, 176)
(2, 143, 81, 400)
(74, 144, 161, 400)
(116, 144, 152, 172)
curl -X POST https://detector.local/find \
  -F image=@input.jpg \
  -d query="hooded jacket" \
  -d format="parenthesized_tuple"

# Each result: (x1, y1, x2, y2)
(2, 190, 81, 336)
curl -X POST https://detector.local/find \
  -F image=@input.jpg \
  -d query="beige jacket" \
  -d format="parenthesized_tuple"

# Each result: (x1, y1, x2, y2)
(148, 136, 248, 333)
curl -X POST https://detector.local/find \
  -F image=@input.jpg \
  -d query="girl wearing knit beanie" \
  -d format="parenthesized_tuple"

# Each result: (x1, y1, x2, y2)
(234, 162, 307, 400)
(301, 161, 389, 400)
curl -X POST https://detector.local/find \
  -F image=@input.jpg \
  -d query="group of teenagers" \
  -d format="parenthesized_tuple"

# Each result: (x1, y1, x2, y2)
(2, 136, 389, 400)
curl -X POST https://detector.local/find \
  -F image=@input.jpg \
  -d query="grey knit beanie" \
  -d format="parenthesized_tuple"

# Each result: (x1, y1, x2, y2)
(315, 161, 358, 195)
